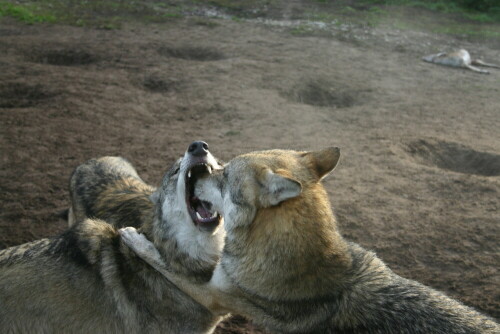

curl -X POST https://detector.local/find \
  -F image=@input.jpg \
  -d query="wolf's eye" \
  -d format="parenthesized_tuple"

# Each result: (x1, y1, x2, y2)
(173, 167, 180, 175)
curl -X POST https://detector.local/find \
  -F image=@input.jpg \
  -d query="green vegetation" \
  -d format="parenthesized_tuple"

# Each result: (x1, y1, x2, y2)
(205, 0, 274, 11)
(302, 0, 499, 39)
(360, 0, 500, 22)
(307, 12, 337, 22)
(0, 2, 55, 24)
(0, 0, 497, 40)
(290, 24, 315, 36)
(0, 0, 186, 28)
(375, 3, 500, 38)
(431, 24, 500, 37)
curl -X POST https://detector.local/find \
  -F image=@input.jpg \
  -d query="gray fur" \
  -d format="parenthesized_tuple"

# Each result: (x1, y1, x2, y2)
(0, 151, 225, 333)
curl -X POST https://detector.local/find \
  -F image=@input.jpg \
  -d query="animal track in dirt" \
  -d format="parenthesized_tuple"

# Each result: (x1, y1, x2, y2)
(404, 139, 500, 176)
(158, 46, 226, 61)
(142, 74, 182, 93)
(28, 48, 97, 66)
(284, 78, 366, 108)
(0, 83, 56, 108)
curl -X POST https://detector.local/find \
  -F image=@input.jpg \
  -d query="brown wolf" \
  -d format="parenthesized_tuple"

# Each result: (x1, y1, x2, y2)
(121, 147, 499, 333)
(0, 141, 226, 333)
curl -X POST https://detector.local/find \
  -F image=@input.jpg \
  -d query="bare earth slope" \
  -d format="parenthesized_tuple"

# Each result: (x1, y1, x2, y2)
(1, 5, 499, 332)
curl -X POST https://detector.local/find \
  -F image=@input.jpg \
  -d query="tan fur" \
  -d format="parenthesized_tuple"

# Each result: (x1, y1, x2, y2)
(121, 147, 499, 333)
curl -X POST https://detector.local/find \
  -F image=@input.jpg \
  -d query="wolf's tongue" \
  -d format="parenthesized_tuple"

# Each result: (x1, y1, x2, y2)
(196, 201, 212, 219)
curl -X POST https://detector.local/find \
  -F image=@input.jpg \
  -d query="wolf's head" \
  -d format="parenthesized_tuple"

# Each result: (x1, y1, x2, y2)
(151, 141, 225, 263)
(194, 147, 340, 230)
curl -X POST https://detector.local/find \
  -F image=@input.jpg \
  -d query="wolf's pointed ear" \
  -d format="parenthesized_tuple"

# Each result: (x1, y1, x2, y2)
(262, 170, 302, 206)
(304, 147, 340, 180)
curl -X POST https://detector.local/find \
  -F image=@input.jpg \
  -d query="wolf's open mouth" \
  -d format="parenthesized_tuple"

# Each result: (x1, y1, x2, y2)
(185, 163, 221, 231)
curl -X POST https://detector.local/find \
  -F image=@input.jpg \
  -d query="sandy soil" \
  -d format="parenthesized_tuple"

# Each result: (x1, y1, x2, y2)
(1, 4, 499, 332)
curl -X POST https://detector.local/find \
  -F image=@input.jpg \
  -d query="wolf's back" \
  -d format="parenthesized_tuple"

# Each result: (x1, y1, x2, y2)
(69, 156, 155, 227)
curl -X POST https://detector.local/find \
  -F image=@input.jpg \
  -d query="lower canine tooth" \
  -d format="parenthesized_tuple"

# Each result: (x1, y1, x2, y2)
(196, 212, 202, 220)
(188, 171, 192, 178)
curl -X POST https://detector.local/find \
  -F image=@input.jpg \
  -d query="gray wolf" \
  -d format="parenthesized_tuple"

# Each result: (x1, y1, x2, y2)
(0, 141, 226, 333)
(423, 49, 500, 74)
(68, 156, 155, 227)
(121, 147, 499, 333)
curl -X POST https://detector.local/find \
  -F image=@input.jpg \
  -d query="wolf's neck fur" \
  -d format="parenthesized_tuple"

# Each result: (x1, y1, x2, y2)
(223, 184, 352, 300)
(223, 183, 498, 332)
(143, 197, 223, 283)
(233, 241, 497, 333)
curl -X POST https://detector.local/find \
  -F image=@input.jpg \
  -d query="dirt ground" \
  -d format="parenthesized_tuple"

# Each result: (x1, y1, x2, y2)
(1, 2, 499, 332)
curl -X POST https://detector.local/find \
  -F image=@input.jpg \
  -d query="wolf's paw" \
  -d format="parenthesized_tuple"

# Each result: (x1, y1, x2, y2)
(119, 227, 163, 265)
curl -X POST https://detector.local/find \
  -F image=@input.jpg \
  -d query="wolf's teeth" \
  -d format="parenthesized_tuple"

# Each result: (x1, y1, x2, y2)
(207, 165, 212, 174)
(211, 211, 218, 218)
(188, 170, 191, 178)
(196, 212, 202, 220)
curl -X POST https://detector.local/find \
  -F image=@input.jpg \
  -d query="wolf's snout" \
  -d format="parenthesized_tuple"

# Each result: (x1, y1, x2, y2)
(184, 140, 221, 231)
(188, 141, 209, 157)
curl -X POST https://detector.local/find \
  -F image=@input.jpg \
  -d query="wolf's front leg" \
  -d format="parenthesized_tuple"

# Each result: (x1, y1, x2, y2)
(119, 227, 229, 314)
(119, 227, 166, 268)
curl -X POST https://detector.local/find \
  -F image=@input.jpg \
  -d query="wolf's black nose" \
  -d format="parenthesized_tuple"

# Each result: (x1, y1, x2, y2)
(188, 141, 209, 157)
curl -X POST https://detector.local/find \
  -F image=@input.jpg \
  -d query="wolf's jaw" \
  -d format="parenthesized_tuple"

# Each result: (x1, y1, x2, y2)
(185, 163, 222, 231)
(158, 204, 224, 266)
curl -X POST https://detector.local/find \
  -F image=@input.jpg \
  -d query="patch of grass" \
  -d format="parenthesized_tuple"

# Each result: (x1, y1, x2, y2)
(369, 6, 386, 15)
(306, 3, 389, 28)
(0, 1, 188, 27)
(340, 6, 357, 14)
(360, 0, 500, 22)
(159, 5, 185, 20)
(363, 6, 388, 26)
(206, 0, 245, 10)
(289, 24, 314, 36)
(406, 1, 461, 13)
(432, 24, 500, 37)
(386, 7, 500, 38)
(463, 11, 499, 23)
(142, 12, 184, 24)
(307, 11, 337, 22)
(206, 0, 275, 10)
(0, 2, 56, 24)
